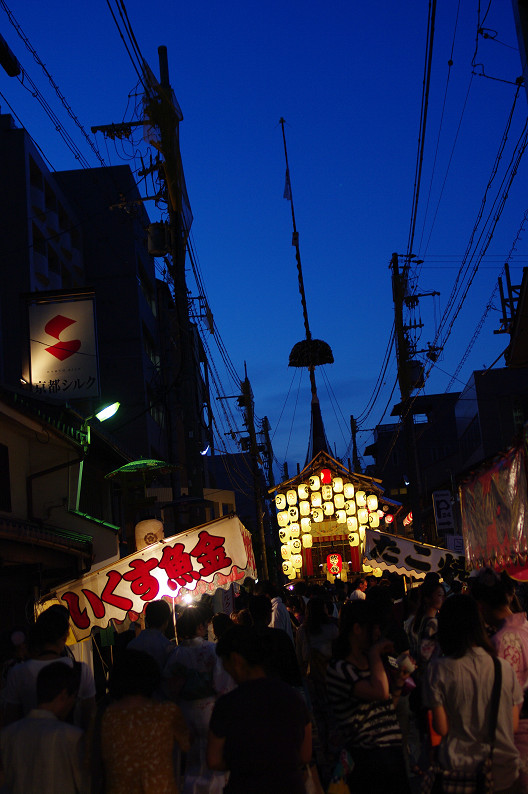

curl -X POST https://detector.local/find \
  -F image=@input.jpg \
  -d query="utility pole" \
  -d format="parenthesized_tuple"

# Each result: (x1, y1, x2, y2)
(144, 47, 206, 517)
(239, 370, 269, 579)
(391, 252, 423, 540)
(92, 47, 206, 527)
(350, 415, 361, 473)
(512, 1, 528, 105)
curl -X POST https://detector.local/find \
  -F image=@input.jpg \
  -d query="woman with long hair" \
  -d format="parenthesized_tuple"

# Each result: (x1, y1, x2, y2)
(424, 594, 522, 793)
(326, 600, 411, 794)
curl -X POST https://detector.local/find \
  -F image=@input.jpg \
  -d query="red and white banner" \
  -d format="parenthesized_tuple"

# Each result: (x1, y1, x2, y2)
(28, 297, 99, 399)
(50, 515, 257, 640)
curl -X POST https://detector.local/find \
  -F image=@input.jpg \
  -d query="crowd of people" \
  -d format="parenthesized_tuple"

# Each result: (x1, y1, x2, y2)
(0, 569, 527, 793)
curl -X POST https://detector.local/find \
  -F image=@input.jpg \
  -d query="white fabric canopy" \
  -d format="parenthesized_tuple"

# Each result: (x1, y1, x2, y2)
(48, 515, 256, 640)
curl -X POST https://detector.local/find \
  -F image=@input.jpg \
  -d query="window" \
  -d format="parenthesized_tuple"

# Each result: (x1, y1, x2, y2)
(0, 444, 12, 512)
(137, 261, 157, 317)
(29, 156, 42, 190)
(48, 246, 60, 275)
(142, 325, 160, 368)
(44, 182, 56, 212)
(32, 223, 46, 256)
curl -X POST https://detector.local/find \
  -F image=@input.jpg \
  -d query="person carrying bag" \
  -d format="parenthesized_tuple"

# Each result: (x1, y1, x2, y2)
(422, 594, 523, 794)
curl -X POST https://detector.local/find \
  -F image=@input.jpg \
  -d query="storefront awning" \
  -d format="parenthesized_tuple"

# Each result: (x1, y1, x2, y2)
(363, 528, 466, 581)
(43, 514, 257, 641)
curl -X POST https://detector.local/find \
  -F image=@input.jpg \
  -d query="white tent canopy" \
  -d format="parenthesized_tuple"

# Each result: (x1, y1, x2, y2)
(45, 514, 257, 641)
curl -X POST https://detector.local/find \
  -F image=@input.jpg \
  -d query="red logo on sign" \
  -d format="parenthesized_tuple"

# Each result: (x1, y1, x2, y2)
(44, 315, 81, 361)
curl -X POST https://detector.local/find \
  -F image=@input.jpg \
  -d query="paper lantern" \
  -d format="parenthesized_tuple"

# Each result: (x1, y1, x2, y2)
(288, 570, 297, 580)
(291, 538, 302, 554)
(373, 568, 383, 578)
(302, 533, 313, 548)
(334, 493, 345, 510)
(281, 544, 291, 559)
(282, 560, 294, 576)
(322, 484, 333, 501)
(309, 475, 320, 490)
(290, 523, 300, 538)
(344, 482, 355, 499)
(345, 500, 356, 515)
(368, 513, 380, 528)
(356, 490, 366, 507)
(298, 483, 310, 500)
(348, 533, 360, 547)
(385, 514, 394, 525)
(135, 519, 164, 550)
(320, 468, 332, 484)
(357, 508, 368, 525)
(312, 508, 324, 522)
(310, 491, 322, 508)
(287, 489, 298, 506)
(288, 506, 299, 522)
(278, 528, 290, 543)
(359, 526, 366, 541)
(347, 516, 358, 532)
(336, 509, 347, 524)
(299, 500, 311, 516)
(332, 477, 344, 493)
(277, 511, 290, 527)
(292, 554, 303, 568)
(301, 517, 311, 532)
(275, 493, 286, 510)
(323, 501, 335, 516)
(367, 494, 378, 512)
(326, 553, 342, 575)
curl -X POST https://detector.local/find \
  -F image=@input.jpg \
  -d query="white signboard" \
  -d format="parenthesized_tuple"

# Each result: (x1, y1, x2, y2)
(49, 515, 257, 641)
(364, 528, 466, 580)
(432, 490, 456, 533)
(29, 298, 99, 399)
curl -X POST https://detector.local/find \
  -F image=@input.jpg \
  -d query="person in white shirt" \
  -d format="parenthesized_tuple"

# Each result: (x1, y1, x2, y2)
(255, 580, 294, 642)
(1, 661, 88, 794)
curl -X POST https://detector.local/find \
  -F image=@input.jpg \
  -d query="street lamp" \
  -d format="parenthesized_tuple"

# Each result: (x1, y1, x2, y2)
(75, 402, 120, 511)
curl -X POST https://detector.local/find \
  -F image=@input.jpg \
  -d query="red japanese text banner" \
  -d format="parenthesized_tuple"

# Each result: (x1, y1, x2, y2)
(48, 515, 257, 641)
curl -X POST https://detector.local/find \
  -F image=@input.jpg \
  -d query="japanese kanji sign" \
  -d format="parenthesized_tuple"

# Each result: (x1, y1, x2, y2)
(28, 297, 99, 399)
(51, 515, 257, 640)
(363, 528, 466, 581)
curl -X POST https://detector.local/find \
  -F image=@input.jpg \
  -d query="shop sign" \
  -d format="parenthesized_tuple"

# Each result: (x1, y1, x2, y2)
(50, 516, 256, 640)
(28, 297, 99, 399)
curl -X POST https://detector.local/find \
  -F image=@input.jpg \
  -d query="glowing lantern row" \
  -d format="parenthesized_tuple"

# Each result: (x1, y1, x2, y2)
(276, 478, 380, 509)
(276, 490, 378, 520)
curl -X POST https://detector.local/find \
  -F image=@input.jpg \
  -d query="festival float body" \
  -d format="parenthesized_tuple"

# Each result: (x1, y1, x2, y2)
(270, 449, 402, 583)
(40, 514, 257, 641)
